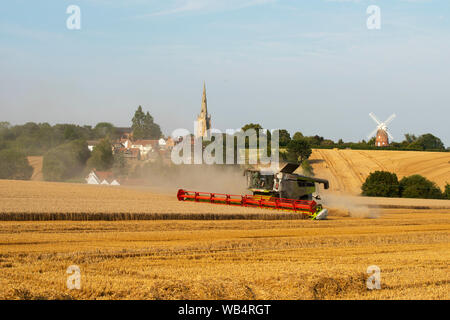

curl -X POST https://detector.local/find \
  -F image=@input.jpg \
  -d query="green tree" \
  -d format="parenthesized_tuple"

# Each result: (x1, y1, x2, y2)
(87, 139, 114, 171)
(306, 135, 324, 146)
(42, 139, 90, 181)
(286, 139, 312, 164)
(112, 153, 129, 177)
(404, 133, 417, 144)
(144, 112, 162, 139)
(367, 137, 376, 146)
(444, 183, 450, 200)
(132, 106, 162, 139)
(0, 122, 10, 130)
(321, 139, 335, 147)
(0, 123, 98, 156)
(241, 123, 263, 132)
(292, 132, 304, 141)
(399, 175, 443, 199)
(276, 129, 291, 147)
(94, 122, 115, 139)
(22, 122, 40, 136)
(63, 125, 81, 140)
(132, 106, 146, 139)
(240, 123, 263, 151)
(0, 149, 33, 180)
(361, 171, 400, 197)
(407, 133, 445, 150)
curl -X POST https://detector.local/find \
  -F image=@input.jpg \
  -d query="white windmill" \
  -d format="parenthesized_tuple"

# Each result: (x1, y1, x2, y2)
(368, 112, 396, 147)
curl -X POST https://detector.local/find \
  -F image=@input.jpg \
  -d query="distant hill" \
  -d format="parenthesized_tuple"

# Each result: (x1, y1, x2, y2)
(310, 149, 450, 195)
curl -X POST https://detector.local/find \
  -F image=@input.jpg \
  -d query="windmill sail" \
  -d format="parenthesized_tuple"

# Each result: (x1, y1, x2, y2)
(368, 112, 396, 146)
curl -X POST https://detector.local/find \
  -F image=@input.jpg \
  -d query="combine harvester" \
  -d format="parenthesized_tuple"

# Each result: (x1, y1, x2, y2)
(177, 163, 330, 220)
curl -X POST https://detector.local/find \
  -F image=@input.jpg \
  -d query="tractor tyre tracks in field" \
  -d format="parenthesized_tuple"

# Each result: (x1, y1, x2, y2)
(357, 151, 390, 172)
(335, 150, 365, 187)
(315, 150, 346, 193)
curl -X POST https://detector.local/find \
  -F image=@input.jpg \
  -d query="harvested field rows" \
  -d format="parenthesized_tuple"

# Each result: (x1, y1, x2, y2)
(0, 211, 448, 300)
(0, 177, 448, 300)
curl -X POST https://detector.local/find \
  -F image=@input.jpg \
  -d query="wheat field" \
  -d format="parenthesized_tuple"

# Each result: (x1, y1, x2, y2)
(0, 180, 449, 299)
(0, 213, 448, 300)
(310, 149, 450, 194)
(0, 180, 308, 220)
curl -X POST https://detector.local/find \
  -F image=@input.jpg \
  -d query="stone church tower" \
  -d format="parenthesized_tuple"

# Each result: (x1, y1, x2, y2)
(195, 82, 211, 138)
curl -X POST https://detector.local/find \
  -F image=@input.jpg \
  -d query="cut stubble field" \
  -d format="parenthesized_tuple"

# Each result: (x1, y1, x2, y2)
(310, 149, 450, 194)
(0, 180, 449, 299)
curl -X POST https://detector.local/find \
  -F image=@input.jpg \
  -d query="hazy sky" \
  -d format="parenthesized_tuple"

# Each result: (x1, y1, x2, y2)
(1, 0, 449, 146)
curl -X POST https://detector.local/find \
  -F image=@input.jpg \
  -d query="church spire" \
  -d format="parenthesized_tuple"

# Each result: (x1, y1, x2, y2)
(201, 81, 207, 114)
(196, 82, 211, 138)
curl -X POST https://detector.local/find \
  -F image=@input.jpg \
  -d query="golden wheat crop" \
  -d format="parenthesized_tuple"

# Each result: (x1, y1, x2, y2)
(0, 180, 290, 219)
(0, 212, 448, 299)
(311, 149, 450, 194)
(0, 179, 449, 300)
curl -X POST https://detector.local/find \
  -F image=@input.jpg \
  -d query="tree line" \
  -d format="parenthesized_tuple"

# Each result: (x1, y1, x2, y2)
(0, 116, 447, 183)
(275, 129, 446, 152)
(0, 106, 162, 181)
(361, 171, 450, 200)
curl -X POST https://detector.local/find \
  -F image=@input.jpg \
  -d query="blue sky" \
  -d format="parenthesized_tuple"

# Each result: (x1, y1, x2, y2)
(1, 0, 449, 146)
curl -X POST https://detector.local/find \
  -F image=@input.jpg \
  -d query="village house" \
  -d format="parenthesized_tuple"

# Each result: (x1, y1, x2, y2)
(156, 137, 174, 151)
(116, 147, 141, 160)
(119, 138, 132, 149)
(130, 140, 159, 158)
(101, 129, 176, 163)
(85, 170, 120, 186)
(158, 138, 167, 149)
(87, 140, 100, 152)
(112, 141, 126, 153)
(165, 137, 175, 149)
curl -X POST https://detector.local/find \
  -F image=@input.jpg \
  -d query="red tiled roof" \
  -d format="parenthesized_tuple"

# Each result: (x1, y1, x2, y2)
(132, 140, 159, 147)
(94, 170, 114, 182)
